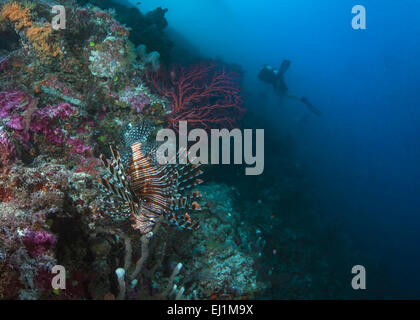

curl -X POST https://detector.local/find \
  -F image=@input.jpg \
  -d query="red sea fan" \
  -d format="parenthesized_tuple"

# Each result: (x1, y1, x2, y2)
(147, 62, 246, 131)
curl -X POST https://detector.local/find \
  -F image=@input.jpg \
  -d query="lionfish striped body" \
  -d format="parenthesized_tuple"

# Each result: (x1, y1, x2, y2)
(100, 120, 203, 236)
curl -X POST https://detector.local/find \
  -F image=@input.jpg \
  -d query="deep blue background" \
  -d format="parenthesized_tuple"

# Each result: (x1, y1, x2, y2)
(123, 0, 420, 297)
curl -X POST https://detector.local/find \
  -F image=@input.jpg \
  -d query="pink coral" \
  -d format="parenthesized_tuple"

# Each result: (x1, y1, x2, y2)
(68, 137, 92, 155)
(130, 93, 150, 113)
(29, 103, 77, 145)
(33, 102, 76, 120)
(120, 87, 151, 113)
(1, 90, 91, 155)
(6, 114, 25, 130)
(22, 230, 56, 258)
(0, 90, 30, 118)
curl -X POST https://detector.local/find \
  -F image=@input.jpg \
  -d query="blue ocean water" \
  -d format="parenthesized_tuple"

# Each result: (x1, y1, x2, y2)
(124, 0, 420, 297)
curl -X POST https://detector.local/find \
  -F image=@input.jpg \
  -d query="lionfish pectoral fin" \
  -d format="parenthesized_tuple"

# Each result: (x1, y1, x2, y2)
(100, 146, 136, 203)
(178, 178, 204, 191)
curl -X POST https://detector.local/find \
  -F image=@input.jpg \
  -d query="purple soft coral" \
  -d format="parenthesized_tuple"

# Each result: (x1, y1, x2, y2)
(22, 230, 56, 258)
(120, 87, 151, 113)
(130, 92, 151, 113)
(0, 90, 30, 119)
(1, 90, 92, 155)
(6, 114, 25, 130)
(30, 103, 77, 145)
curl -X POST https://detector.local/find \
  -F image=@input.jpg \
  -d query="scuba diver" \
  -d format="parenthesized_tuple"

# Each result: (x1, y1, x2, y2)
(258, 60, 322, 116)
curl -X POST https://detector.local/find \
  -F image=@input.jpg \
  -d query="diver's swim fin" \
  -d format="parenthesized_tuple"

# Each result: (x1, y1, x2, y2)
(301, 97, 322, 116)
(274, 60, 291, 94)
(278, 60, 291, 76)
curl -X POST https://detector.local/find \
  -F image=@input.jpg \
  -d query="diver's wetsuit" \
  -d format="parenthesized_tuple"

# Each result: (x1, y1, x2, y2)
(258, 61, 322, 116)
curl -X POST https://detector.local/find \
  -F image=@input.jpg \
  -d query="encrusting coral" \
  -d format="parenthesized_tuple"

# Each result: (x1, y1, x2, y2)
(25, 24, 61, 60)
(0, 1, 61, 62)
(0, 0, 269, 301)
(0, 1, 32, 31)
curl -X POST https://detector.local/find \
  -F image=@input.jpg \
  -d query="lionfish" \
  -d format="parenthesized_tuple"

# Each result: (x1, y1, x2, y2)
(99, 119, 203, 237)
